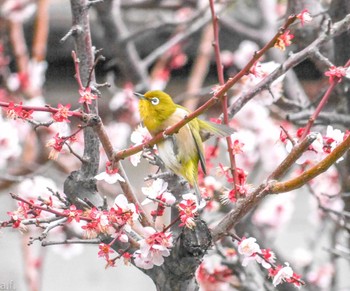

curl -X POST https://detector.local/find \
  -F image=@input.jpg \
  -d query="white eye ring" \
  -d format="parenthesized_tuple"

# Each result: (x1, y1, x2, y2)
(151, 97, 159, 105)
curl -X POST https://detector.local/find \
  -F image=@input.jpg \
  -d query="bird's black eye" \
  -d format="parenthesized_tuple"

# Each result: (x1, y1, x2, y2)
(151, 97, 160, 105)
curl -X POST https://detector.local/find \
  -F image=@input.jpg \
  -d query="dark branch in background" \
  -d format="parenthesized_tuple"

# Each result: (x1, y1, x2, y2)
(141, 7, 215, 69)
(287, 111, 350, 127)
(120, 0, 197, 10)
(94, 0, 149, 88)
(119, 4, 209, 44)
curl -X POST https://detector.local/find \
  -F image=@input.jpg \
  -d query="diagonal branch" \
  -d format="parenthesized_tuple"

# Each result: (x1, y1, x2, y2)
(91, 115, 153, 227)
(271, 134, 350, 194)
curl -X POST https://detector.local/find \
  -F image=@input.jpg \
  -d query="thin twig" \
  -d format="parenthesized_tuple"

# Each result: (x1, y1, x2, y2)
(42, 238, 101, 246)
(0, 101, 83, 118)
(300, 58, 350, 140)
(9, 193, 92, 222)
(60, 26, 82, 43)
(209, 0, 238, 195)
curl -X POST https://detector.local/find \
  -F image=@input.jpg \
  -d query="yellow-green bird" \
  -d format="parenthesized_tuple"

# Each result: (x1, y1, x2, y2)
(134, 90, 233, 200)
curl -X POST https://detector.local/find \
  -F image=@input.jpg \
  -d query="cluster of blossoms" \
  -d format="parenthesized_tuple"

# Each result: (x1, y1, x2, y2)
(6, 102, 33, 120)
(4, 176, 180, 270)
(129, 124, 153, 166)
(95, 161, 125, 184)
(324, 65, 350, 83)
(274, 9, 312, 51)
(282, 125, 347, 165)
(141, 179, 176, 218)
(133, 227, 173, 269)
(196, 254, 236, 290)
(237, 237, 301, 288)
(177, 193, 199, 229)
(2, 98, 80, 162)
(219, 164, 249, 203)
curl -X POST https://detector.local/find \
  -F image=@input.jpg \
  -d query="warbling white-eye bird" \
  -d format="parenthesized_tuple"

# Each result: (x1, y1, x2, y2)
(134, 90, 233, 200)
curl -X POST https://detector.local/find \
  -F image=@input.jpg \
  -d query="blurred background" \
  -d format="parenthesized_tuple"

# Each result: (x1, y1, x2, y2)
(1, 0, 350, 290)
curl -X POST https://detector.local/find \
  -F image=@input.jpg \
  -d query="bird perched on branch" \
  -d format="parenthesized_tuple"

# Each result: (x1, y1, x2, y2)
(134, 90, 233, 200)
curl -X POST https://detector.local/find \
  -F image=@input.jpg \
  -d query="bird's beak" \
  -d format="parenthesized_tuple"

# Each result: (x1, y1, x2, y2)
(133, 92, 147, 100)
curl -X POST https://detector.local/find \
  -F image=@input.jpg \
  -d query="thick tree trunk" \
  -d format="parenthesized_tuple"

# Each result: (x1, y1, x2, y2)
(64, 0, 102, 208)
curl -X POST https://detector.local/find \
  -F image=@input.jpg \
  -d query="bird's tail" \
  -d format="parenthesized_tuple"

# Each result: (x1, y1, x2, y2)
(193, 181, 202, 203)
(198, 119, 235, 139)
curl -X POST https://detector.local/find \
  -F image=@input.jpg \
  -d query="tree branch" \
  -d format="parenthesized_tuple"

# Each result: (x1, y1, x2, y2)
(228, 13, 350, 119)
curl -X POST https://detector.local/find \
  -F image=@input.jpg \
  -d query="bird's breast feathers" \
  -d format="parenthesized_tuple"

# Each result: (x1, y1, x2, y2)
(157, 108, 198, 173)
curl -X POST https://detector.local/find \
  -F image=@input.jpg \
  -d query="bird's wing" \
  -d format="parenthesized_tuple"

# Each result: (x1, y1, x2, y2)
(189, 121, 207, 175)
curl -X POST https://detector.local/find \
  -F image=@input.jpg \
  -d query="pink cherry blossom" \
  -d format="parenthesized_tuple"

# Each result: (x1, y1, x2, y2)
(63, 205, 83, 223)
(110, 194, 139, 227)
(78, 87, 97, 104)
(257, 249, 276, 269)
(46, 133, 65, 160)
(52, 104, 73, 123)
(252, 194, 294, 229)
(274, 30, 294, 51)
(307, 263, 334, 289)
(95, 161, 125, 184)
(95, 171, 125, 184)
(109, 84, 137, 112)
(131, 125, 152, 144)
(232, 40, 260, 69)
(98, 243, 114, 260)
(297, 9, 312, 26)
(196, 254, 234, 291)
(130, 125, 152, 166)
(177, 193, 198, 229)
(133, 251, 154, 270)
(134, 227, 173, 269)
(324, 125, 344, 156)
(141, 179, 175, 206)
(238, 237, 260, 257)
(2, 0, 37, 23)
(325, 66, 350, 83)
(272, 263, 294, 287)
(17, 176, 62, 211)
